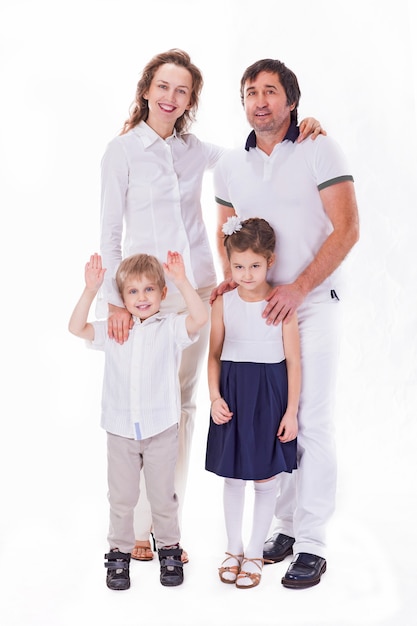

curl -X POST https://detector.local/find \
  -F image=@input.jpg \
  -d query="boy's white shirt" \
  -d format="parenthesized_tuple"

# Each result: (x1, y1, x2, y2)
(89, 312, 198, 440)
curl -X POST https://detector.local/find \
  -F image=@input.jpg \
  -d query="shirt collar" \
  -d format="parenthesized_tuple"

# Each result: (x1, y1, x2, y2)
(133, 311, 167, 326)
(133, 121, 185, 148)
(244, 119, 300, 151)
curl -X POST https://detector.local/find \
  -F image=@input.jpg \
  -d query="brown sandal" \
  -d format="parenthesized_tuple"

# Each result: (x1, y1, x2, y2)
(218, 552, 243, 584)
(132, 541, 189, 563)
(131, 540, 154, 561)
(235, 557, 264, 589)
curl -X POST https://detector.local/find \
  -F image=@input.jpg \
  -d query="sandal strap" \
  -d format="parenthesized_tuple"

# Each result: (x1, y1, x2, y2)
(240, 557, 264, 572)
(221, 552, 243, 566)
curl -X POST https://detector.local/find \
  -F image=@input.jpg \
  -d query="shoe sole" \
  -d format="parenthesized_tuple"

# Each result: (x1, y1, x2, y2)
(263, 547, 293, 563)
(106, 581, 131, 590)
(281, 576, 322, 589)
(281, 563, 326, 589)
(160, 578, 183, 587)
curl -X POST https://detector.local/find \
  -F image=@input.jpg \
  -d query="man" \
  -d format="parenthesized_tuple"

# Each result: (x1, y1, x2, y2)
(212, 58, 359, 589)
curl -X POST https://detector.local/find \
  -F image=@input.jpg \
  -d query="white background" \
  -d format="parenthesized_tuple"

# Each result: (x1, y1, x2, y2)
(0, 1, 416, 625)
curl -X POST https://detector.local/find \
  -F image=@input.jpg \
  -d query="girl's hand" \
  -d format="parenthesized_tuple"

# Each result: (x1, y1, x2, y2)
(277, 412, 298, 443)
(163, 250, 186, 283)
(211, 397, 233, 425)
(85, 253, 106, 291)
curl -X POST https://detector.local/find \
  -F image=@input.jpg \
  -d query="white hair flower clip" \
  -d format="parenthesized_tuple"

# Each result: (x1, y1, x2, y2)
(222, 215, 243, 236)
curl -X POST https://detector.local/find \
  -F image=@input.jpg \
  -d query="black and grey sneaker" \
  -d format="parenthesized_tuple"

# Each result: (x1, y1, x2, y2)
(104, 549, 131, 590)
(158, 547, 184, 587)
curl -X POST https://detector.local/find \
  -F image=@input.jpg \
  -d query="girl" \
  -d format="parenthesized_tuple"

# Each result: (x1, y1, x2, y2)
(206, 216, 301, 589)
(100, 48, 320, 562)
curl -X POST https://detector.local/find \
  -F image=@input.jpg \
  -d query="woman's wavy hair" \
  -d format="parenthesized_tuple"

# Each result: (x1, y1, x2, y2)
(120, 49, 203, 135)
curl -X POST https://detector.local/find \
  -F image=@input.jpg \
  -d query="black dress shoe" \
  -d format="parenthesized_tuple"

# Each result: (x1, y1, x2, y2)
(281, 552, 327, 588)
(263, 533, 295, 563)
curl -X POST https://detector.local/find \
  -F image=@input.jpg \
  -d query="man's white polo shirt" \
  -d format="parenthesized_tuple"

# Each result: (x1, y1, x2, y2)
(90, 313, 197, 440)
(214, 123, 354, 303)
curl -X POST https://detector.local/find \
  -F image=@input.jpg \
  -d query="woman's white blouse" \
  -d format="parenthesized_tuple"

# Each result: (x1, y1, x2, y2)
(100, 121, 224, 309)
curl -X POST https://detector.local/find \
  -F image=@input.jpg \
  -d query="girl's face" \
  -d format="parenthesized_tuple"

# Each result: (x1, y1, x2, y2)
(122, 274, 167, 321)
(144, 63, 193, 137)
(229, 249, 274, 295)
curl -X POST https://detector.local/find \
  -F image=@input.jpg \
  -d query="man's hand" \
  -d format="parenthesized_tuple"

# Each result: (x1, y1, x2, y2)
(263, 283, 305, 325)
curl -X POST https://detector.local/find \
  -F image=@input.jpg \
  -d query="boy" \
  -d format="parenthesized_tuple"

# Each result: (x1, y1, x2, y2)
(68, 250, 208, 590)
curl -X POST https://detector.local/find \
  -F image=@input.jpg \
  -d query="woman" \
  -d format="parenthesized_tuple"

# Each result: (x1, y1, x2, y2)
(99, 48, 322, 562)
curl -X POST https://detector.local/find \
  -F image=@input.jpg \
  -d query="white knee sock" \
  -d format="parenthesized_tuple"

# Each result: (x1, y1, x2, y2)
(223, 477, 246, 555)
(240, 478, 278, 582)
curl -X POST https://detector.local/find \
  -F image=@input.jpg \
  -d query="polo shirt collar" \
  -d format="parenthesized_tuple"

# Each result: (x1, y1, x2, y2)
(244, 119, 300, 151)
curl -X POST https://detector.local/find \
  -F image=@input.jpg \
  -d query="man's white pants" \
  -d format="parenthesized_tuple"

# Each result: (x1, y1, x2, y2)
(272, 298, 342, 558)
(133, 286, 212, 540)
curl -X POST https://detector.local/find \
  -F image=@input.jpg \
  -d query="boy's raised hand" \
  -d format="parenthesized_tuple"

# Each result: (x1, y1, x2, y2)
(163, 250, 186, 283)
(85, 253, 106, 291)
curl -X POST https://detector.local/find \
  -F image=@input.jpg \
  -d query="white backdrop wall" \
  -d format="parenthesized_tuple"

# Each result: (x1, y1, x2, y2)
(1, 1, 416, 625)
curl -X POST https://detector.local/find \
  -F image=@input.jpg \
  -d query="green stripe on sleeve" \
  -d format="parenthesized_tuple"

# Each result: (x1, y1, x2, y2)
(318, 175, 354, 191)
(215, 196, 234, 208)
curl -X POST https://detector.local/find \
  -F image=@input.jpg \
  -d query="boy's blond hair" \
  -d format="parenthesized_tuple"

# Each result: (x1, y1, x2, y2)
(116, 254, 166, 294)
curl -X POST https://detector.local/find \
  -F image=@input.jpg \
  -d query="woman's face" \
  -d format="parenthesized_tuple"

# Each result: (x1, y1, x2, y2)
(144, 63, 192, 137)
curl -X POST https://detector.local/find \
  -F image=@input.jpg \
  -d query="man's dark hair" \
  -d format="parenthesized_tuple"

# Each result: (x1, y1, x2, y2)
(240, 58, 301, 123)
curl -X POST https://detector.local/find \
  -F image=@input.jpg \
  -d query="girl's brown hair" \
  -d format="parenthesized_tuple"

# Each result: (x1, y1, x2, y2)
(224, 217, 276, 261)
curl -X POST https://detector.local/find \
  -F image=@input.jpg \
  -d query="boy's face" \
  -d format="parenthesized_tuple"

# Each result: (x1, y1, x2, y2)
(122, 274, 167, 321)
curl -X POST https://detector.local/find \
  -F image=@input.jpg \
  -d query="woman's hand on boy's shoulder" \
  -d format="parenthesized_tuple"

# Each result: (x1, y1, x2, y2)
(107, 305, 132, 344)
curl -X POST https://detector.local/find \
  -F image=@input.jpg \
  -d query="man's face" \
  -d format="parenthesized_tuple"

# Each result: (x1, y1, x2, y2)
(243, 71, 294, 135)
